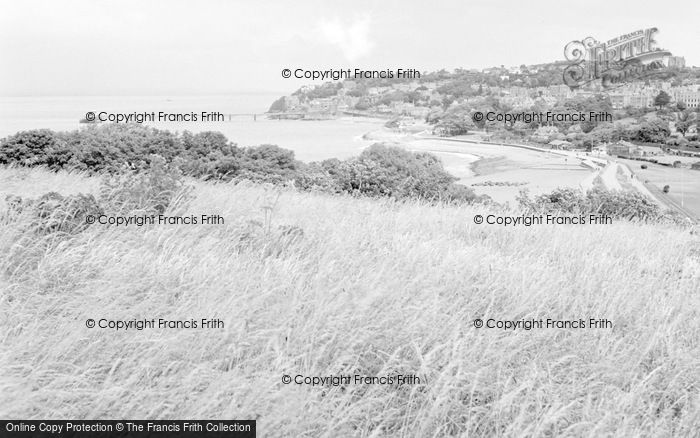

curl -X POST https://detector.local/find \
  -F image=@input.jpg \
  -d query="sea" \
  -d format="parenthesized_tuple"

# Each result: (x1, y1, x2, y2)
(0, 94, 385, 162)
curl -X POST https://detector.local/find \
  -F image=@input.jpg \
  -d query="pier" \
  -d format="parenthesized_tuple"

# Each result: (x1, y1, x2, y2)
(222, 112, 308, 121)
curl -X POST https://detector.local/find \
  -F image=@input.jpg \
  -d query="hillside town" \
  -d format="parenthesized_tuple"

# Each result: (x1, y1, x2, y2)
(269, 58, 700, 168)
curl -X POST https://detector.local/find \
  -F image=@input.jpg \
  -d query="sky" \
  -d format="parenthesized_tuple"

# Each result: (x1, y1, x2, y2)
(1, 0, 698, 96)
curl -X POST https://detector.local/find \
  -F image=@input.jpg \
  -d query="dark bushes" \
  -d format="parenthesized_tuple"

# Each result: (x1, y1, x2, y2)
(0, 125, 302, 184)
(235, 145, 298, 183)
(0, 125, 241, 177)
(1, 126, 482, 204)
(295, 144, 483, 203)
(0, 130, 74, 169)
(516, 187, 678, 222)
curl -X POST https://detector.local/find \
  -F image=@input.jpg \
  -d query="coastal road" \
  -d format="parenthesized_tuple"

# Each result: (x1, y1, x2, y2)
(642, 181, 698, 223)
(411, 133, 698, 222)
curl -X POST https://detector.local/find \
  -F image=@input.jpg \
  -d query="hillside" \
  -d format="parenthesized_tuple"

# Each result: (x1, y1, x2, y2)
(1, 166, 698, 436)
(270, 64, 700, 158)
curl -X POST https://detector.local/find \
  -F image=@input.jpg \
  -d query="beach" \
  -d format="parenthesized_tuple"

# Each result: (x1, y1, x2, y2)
(363, 126, 596, 205)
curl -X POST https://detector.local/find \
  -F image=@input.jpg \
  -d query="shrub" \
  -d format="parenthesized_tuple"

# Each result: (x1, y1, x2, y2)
(235, 145, 299, 183)
(99, 155, 192, 215)
(293, 162, 340, 193)
(518, 188, 664, 222)
(587, 189, 661, 220)
(1, 127, 484, 205)
(296, 144, 481, 204)
(62, 124, 184, 172)
(355, 144, 458, 199)
(635, 119, 670, 143)
(0, 126, 307, 184)
(179, 131, 240, 178)
(0, 130, 74, 169)
(518, 188, 589, 214)
(4, 192, 103, 236)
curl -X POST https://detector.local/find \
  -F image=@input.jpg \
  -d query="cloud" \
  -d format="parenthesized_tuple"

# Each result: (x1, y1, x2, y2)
(316, 15, 374, 62)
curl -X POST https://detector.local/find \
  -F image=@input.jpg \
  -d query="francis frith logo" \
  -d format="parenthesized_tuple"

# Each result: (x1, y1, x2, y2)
(563, 27, 673, 89)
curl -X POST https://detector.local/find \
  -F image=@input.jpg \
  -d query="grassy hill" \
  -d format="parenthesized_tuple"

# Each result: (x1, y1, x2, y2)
(1, 166, 699, 437)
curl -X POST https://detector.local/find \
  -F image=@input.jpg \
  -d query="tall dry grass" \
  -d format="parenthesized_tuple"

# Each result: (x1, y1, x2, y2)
(0, 167, 699, 437)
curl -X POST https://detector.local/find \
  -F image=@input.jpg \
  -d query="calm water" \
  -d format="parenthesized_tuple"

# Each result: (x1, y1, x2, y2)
(0, 94, 384, 162)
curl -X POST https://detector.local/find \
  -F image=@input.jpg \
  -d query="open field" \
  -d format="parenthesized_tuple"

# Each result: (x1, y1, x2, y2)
(1, 167, 699, 437)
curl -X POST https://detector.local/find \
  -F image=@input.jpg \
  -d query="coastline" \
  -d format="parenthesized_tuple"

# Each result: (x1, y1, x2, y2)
(359, 126, 600, 204)
(360, 125, 697, 219)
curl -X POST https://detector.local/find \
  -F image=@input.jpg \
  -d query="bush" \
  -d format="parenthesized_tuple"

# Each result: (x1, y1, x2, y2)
(235, 145, 299, 184)
(1, 127, 484, 205)
(62, 124, 184, 172)
(4, 192, 103, 236)
(179, 130, 240, 178)
(587, 189, 661, 220)
(0, 130, 74, 169)
(99, 155, 192, 215)
(355, 144, 459, 199)
(293, 162, 341, 193)
(295, 144, 481, 204)
(0, 126, 304, 184)
(635, 120, 670, 144)
(518, 188, 662, 221)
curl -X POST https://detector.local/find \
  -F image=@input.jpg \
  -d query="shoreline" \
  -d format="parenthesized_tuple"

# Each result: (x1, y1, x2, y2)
(360, 126, 603, 204)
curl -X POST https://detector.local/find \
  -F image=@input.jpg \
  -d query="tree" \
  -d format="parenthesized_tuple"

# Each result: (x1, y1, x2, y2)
(345, 144, 471, 201)
(676, 110, 696, 136)
(636, 119, 670, 144)
(346, 85, 367, 97)
(354, 101, 370, 111)
(0, 129, 73, 169)
(654, 91, 671, 109)
(587, 123, 616, 144)
(236, 144, 298, 183)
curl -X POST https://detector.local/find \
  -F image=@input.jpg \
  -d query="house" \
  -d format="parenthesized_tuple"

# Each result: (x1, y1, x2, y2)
(636, 145, 662, 157)
(592, 145, 607, 154)
(607, 140, 637, 157)
(549, 139, 573, 150)
(531, 126, 560, 143)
